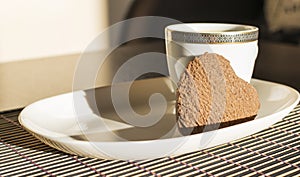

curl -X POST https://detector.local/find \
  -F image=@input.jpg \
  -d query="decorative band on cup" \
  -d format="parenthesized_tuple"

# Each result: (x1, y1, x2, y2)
(168, 30, 258, 44)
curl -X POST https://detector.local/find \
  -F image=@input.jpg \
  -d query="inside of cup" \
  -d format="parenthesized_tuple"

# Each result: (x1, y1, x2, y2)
(167, 23, 258, 33)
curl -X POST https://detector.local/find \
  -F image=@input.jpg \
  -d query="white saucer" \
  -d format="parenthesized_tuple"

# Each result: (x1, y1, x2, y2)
(19, 78, 300, 160)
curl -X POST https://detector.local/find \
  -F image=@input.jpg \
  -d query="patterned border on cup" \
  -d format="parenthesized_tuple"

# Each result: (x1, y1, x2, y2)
(169, 30, 258, 44)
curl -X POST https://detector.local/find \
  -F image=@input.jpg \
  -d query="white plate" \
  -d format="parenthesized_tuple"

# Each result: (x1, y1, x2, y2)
(19, 78, 300, 160)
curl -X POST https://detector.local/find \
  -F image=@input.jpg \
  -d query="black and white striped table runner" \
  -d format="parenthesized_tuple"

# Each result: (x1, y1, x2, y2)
(1, 104, 300, 176)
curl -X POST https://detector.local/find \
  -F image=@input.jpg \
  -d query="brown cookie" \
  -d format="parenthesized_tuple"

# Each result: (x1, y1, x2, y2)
(177, 52, 260, 135)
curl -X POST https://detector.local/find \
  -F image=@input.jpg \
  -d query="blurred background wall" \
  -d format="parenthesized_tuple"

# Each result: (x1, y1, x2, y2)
(0, 0, 133, 111)
(0, 0, 112, 63)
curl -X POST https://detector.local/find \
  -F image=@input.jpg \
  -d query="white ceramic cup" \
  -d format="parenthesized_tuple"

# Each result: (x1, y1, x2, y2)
(165, 23, 259, 84)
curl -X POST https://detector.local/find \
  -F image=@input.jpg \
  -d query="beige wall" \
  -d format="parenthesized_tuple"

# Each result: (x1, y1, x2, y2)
(0, 0, 108, 63)
(0, 0, 136, 111)
(0, 0, 109, 111)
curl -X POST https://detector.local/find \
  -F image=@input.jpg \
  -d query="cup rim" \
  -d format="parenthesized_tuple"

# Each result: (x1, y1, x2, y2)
(165, 23, 259, 44)
(166, 23, 258, 34)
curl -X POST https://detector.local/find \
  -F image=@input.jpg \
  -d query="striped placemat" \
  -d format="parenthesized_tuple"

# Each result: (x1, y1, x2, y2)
(1, 104, 300, 177)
